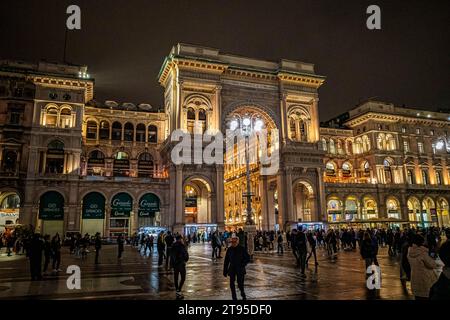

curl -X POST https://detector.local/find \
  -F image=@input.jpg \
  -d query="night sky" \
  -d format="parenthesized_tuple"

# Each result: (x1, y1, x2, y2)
(1, 0, 449, 121)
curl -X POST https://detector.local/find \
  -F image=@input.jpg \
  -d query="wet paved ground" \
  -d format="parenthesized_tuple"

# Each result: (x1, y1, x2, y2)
(0, 243, 414, 300)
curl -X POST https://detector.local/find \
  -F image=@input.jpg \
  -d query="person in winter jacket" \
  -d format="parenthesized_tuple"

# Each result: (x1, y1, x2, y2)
(360, 232, 377, 270)
(407, 234, 439, 299)
(223, 234, 250, 300)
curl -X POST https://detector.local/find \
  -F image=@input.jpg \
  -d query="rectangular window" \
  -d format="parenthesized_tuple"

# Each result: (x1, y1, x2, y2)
(430, 130, 434, 136)
(416, 128, 421, 134)
(401, 127, 406, 133)
(403, 140, 410, 153)
(418, 142, 424, 154)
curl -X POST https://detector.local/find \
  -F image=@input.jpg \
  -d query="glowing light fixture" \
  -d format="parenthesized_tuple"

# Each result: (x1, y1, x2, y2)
(243, 117, 251, 126)
(230, 120, 238, 131)
(436, 141, 444, 150)
(254, 119, 264, 131)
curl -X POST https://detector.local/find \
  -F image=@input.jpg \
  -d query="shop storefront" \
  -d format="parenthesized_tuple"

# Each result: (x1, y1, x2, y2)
(110, 192, 132, 237)
(38, 191, 64, 236)
(137, 193, 161, 228)
(184, 223, 217, 241)
(81, 192, 105, 236)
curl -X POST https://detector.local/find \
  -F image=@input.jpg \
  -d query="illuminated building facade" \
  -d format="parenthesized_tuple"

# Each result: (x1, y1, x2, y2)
(1, 45, 449, 237)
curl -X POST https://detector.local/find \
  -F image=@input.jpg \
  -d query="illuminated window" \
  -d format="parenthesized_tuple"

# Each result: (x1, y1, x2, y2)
(416, 128, 421, 135)
(289, 118, 296, 140)
(436, 171, 442, 185)
(187, 108, 195, 134)
(401, 127, 406, 133)
(87, 150, 105, 176)
(422, 169, 429, 185)
(403, 140, 410, 153)
(418, 142, 424, 154)
(326, 162, 336, 176)
(407, 170, 414, 184)
(321, 138, 327, 151)
(44, 106, 58, 127)
(138, 152, 154, 178)
(113, 152, 130, 177)
(384, 158, 393, 184)
(59, 108, 72, 128)
(198, 109, 207, 134)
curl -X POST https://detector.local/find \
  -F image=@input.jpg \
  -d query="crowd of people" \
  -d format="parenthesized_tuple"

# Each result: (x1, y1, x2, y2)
(1, 224, 449, 300)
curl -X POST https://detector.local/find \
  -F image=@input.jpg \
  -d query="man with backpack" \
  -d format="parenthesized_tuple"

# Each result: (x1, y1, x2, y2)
(171, 235, 189, 299)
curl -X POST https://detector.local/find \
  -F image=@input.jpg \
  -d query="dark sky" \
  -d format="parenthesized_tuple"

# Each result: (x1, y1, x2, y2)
(1, 0, 449, 120)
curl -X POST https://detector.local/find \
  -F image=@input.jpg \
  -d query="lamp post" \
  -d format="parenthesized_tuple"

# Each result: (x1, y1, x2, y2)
(230, 116, 264, 258)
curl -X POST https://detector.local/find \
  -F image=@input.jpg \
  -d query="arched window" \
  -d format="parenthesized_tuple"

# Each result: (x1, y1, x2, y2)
(59, 108, 72, 128)
(377, 133, 385, 150)
(326, 161, 336, 176)
(44, 106, 58, 127)
(407, 169, 415, 184)
(362, 135, 370, 152)
(99, 121, 110, 140)
(337, 140, 344, 155)
(384, 158, 393, 183)
(46, 140, 65, 174)
(289, 118, 297, 140)
(113, 151, 130, 177)
(148, 125, 157, 143)
(198, 109, 207, 134)
(422, 169, 429, 185)
(2, 150, 17, 173)
(346, 140, 353, 155)
(299, 119, 307, 142)
(112, 122, 122, 140)
(86, 121, 97, 140)
(342, 162, 352, 177)
(124, 122, 134, 141)
(138, 152, 154, 178)
(436, 171, 442, 185)
(329, 139, 336, 154)
(355, 138, 363, 154)
(321, 138, 327, 151)
(0, 193, 20, 209)
(187, 108, 195, 134)
(136, 124, 146, 142)
(386, 134, 396, 150)
(87, 150, 105, 176)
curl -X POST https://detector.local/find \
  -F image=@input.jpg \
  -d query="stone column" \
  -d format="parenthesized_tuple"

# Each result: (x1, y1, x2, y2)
(317, 167, 326, 222)
(216, 165, 225, 231)
(105, 204, 111, 238)
(286, 167, 294, 224)
(276, 173, 287, 229)
(259, 175, 269, 230)
(215, 85, 222, 133)
(174, 165, 184, 234)
(279, 93, 288, 145)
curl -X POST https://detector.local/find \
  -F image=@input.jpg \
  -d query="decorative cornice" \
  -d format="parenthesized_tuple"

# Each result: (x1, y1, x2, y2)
(345, 112, 450, 128)
(28, 75, 94, 102)
(277, 72, 325, 89)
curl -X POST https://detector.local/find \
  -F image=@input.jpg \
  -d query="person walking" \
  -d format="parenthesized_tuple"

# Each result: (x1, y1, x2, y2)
(51, 233, 62, 272)
(407, 234, 439, 300)
(29, 233, 44, 281)
(291, 229, 300, 267)
(296, 228, 308, 276)
(360, 232, 377, 270)
(277, 231, 284, 254)
(94, 232, 102, 264)
(42, 235, 52, 275)
(223, 234, 250, 300)
(171, 235, 189, 299)
(157, 231, 165, 266)
(117, 234, 124, 260)
(165, 231, 175, 271)
(306, 230, 318, 267)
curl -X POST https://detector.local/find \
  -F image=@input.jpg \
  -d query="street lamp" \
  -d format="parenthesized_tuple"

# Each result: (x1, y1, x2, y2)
(229, 115, 264, 229)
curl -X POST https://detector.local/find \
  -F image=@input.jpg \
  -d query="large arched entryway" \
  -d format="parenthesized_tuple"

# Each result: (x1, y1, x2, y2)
(183, 177, 215, 240)
(437, 197, 449, 227)
(293, 180, 314, 222)
(327, 196, 343, 222)
(407, 197, 421, 224)
(0, 192, 21, 233)
(422, 197, 436, 227)
(110, 192, 133, 237)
